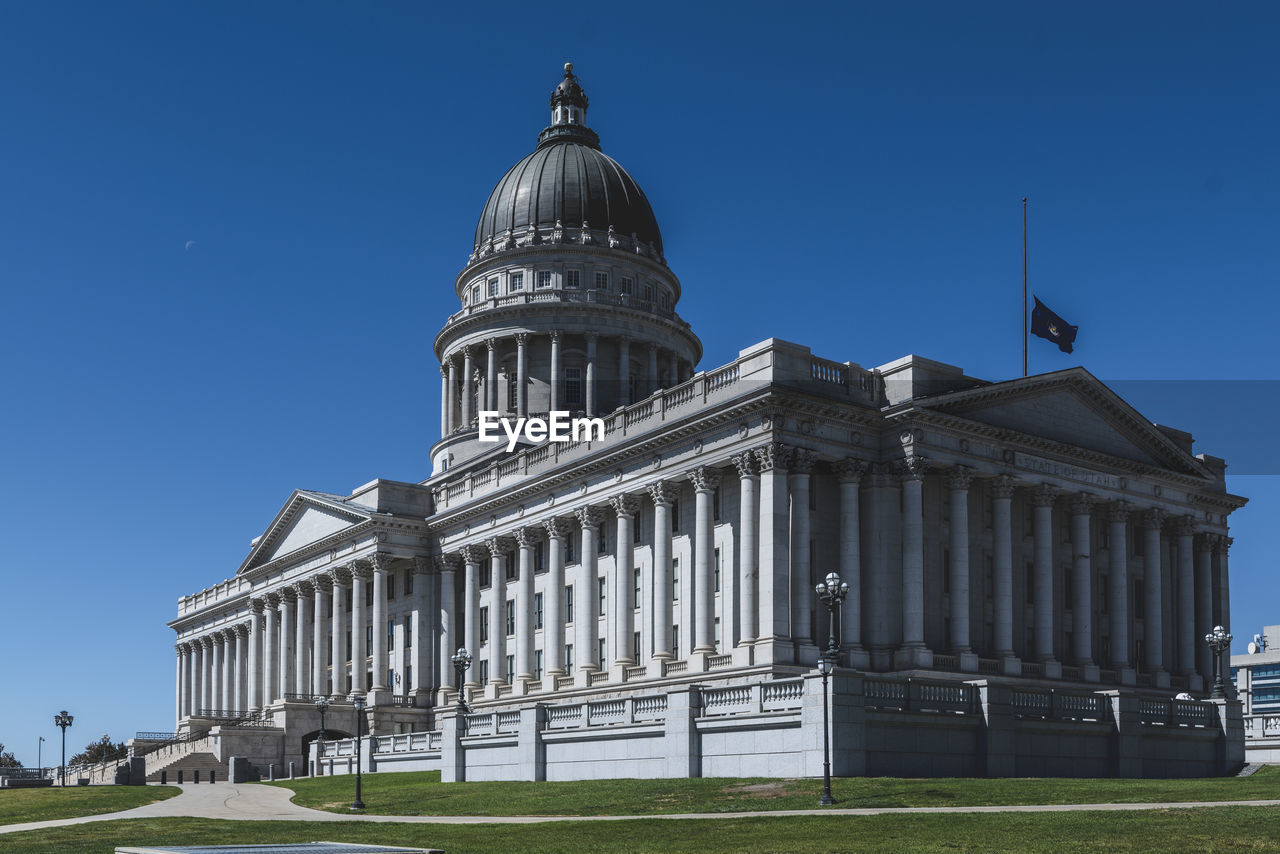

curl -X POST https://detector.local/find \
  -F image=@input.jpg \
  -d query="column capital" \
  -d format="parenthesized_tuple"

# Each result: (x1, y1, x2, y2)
(753, 441, 790, 473)
(485, 535, 516, 557)
(647, 479, 680, 507)
(584, 332, 598, 343)
(412, 555, 432, 575)
(945, 465, 975, 491)
(366, 552, 393, 574)
(789, 449, 817, 475)
(574, 505, 606, 530)
(609, 493, 642, 518)
(263, 591, 282, 607)
(1030, 483, 1057, 508)
(687, 465, 722, 492)
(542, 515, 574, 540)
(896, 455, 929, 482)
(832, 457, 867, 484)
(440, 363, 449, 378)
(866, 461, 896, 488)
(250, 597, 267, 614)
(989, 474, 1017, 499)
(348, 561, 371, 581)
(514, 526, 543, 548)
(1217, 535, 1233, 554)
(731, 451, 758, 479)
(1195, 531, 1216, 553)
(648, 341, 659, 353)
(459, 543, 486, 565)
(219, 627, 236, 643)
(200, 635, 215, 649)
(1173, 514, 1197, 537)
(325, 565, 350, 587)
(515, 332, 528, 346)
(1107, 501, 1131, 523)
(1066, 493, 1096, 517)
(549, 329, 561, 342)
(485, 337, 498, 351)
(277, 587, 298, 604)
(175, 643, 186, 656)
(461, 343, 472, 359)
(292, 579, 314, 598)
(1141, 507, 1165, 530)
(434, 553, 462, 573)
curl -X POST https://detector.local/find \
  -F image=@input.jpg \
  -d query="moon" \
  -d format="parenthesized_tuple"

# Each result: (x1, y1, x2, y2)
(184, 240, 196, 251)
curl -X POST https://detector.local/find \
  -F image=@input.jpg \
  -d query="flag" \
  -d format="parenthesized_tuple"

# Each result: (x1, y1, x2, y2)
(1030, 296, 1078, 354)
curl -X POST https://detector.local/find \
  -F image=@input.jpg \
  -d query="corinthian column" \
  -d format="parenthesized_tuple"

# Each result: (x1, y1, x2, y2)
(574, 506, 605, 685)
(413, 556, 435, 701)
(462, 545, 482, 687)
(248, 600, 263, 711)
(263, 595, 279, 705)
(220, 630, 234, 711)
(350, 564, 369, 693)
(610, 494, 641, 667)
(549, 331, 561, 411)
(1068, 494, 1097, 679)
(370, 555, 390, 696)
(1174, 515, 1196, 678)
(196, 637, 211, 715)
(234, 624, 248, 712)
(440, 363, 450, 436)
(312, 576, 329, 697)
(208, 635, 222, 714)
(946, 466, 975, 666)
(1141, 509, 1166, 682)
(1031, 485, 1058, 672)
(788, 451, 816, 654)
(514, 528, 539, 684)
(278, 589, 296, 700)
(990, 476, 1017, 669)
(753, 442, 791, 664)
(733, 453, 760, 648)
(515, 332, 528, 417)
(293, 580, 312, 696)
(690, 466, 722, 658)
(895, 455, 930, 669)
(486, 537, 514, 687)
(1195, 533, 1215, 684)
(543, 518, 572, 683)
(648, 481, 679, 661)
(328, 568, 347, 698)
(461, 346, 474, 426)
(435, 555, 461, 697)
(485, 338, 498, 411)
(832, 458, 867, 664)
(619, 337, 631, 407)
(446, 356, 458, 433)
(1108, 503, 1133, 680)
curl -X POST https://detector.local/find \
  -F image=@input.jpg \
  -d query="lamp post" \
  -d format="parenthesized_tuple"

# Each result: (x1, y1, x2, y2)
(38, 736, 44, 776)
(1205, 625, 1234, 700)
(814, 571, 850, 806)
(350, 694, 365, 810)
(53, 711, 73, 787)
(314, 697, 329, 776)
(451, 648, 473, 717)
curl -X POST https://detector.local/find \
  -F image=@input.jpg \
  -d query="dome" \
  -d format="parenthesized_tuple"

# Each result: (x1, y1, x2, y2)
(472, 64, 664, 257)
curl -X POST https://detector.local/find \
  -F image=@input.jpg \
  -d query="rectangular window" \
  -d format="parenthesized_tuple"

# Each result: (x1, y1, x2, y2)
(480, 607, 489, 643)
(1064, 571, 1074, 607)
(634, 567, 642, 604)
(405, 665, 412, 690)
(534, 649, 544, 679)
(595, 271, 609, 290)
(505, 654, 514, 684)
(488, 277, 499, 297)
(565, 367, 583, 407)
(510, 272, 524, 292)
(564, 643, 574, 671)
(714, 547, 721, 592)
(480, 562, 492, 588)
(671, 499, 681, 533)
(534, 542, 545, 574)
(508, 375, 518, 411)
(714, 617, 721, 652)
(1025, 563, 1035, 604)
(566, 270, 581, 289)
(598, 638, 607, 666)
(366, 625, 373, 648)
(672, 557, 680, 601)
(405, 571, 413, 596)
(634, 509, 643, 543)
(537, 270, 552, 289)
(387, 618, 394, 650)
(598, 523, 608, 554)
(505, 599, 515, 636)
(565, 585, 574, 623)
(1134, 579, 1146, 619)
(644, 283, 653, 301)
(621, 276, 634, 295)
(659, 291, 670, 310)
(366, 583, 373, 606)
(403, 615, 412, 648)
(479, 660, 489, 683)
(346, 630, 351, 659)
(713, 487, 721, 521)
(672, 625, 679, 659)
(565, 535, 577, 564)
(534, 592, 544, 629)
(506, 554, 517, 581)
(388, 574, 396, 600)
(598, 575, 607, 616)
(469, 284, 480, 304)
(633, 631, 641, 661)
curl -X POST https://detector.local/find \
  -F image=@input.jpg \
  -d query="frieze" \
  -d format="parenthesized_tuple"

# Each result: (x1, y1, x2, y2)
(1013, 453, 1124, 490)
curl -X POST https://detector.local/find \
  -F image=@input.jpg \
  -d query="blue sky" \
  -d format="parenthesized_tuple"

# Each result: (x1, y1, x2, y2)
(1, 2, 1277, 764)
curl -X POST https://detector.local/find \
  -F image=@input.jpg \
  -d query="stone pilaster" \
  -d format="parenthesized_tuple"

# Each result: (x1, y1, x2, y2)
(753, 442, 792, 664)
(788, 451, 817, 660)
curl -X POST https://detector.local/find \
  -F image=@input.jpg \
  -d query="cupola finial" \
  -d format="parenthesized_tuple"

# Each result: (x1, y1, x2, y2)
(539, 62, 599, 148)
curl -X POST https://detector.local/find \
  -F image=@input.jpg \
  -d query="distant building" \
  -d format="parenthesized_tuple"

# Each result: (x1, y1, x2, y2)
(1232, 626, 1280, 764)
(160, 65, 1247, 783)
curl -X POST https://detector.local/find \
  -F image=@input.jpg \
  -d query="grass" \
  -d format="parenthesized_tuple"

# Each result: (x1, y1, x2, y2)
(0, 785, 178, 825)
(5, 808, 1280, 853)
(266, 767, 1280, 816)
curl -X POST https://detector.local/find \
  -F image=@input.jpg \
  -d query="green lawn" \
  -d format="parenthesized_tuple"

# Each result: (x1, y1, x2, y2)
(0, 785, 178, 826)
(5, 808, 1280, 853)
(267, 767, 1280, 816)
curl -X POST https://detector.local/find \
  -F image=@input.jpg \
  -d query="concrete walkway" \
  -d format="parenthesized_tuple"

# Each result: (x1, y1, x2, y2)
(3, 783, 1279, 836)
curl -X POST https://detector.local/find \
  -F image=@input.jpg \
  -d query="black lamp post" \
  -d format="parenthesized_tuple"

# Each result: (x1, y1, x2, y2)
(53, 711, 73, 787)
(1205, 625, 1233, 700)
(814, 571, 850, 806)
(350, 694, 366, 810)
(38, 736, 44, 776)
(451, 647, 473, 717)
(314, 697, 329, 776)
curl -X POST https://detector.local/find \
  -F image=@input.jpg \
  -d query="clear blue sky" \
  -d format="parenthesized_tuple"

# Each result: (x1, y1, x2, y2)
(1, 2, 1277, 765)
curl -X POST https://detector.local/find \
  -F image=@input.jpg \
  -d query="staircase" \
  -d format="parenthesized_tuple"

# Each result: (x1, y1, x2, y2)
(146, 751, 231, 783)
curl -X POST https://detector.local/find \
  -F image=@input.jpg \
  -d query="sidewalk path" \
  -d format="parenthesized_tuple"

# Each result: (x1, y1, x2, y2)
(3, 783, 1279, 836)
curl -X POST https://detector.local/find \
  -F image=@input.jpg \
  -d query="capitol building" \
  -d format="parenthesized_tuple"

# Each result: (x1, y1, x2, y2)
(159, 65, 1246, 782)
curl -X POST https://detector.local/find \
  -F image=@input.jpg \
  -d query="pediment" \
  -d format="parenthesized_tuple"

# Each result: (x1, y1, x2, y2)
(238, 491, 374, 575)
(915, 370, 1206, 475)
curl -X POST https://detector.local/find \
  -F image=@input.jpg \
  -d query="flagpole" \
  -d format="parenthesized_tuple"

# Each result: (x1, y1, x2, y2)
(1022, 197, 1028, 378)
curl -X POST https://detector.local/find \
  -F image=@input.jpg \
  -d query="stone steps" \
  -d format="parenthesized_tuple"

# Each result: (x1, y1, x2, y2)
(146, 751, 230, 784)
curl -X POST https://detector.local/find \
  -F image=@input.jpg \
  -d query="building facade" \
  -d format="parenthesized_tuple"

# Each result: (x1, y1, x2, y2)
(1233, 626, 1280, 763)
(165, 65, 1246, 781)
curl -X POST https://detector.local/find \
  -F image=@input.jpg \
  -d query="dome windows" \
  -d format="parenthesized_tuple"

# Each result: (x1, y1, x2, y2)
(594, 272, 609, 291)
(537, 271, 552, 289)
(620, 276, 634, 295)
(488, 278, 500, 298)
(510, 272, 524, 292)
(565, 270, 581, 289)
